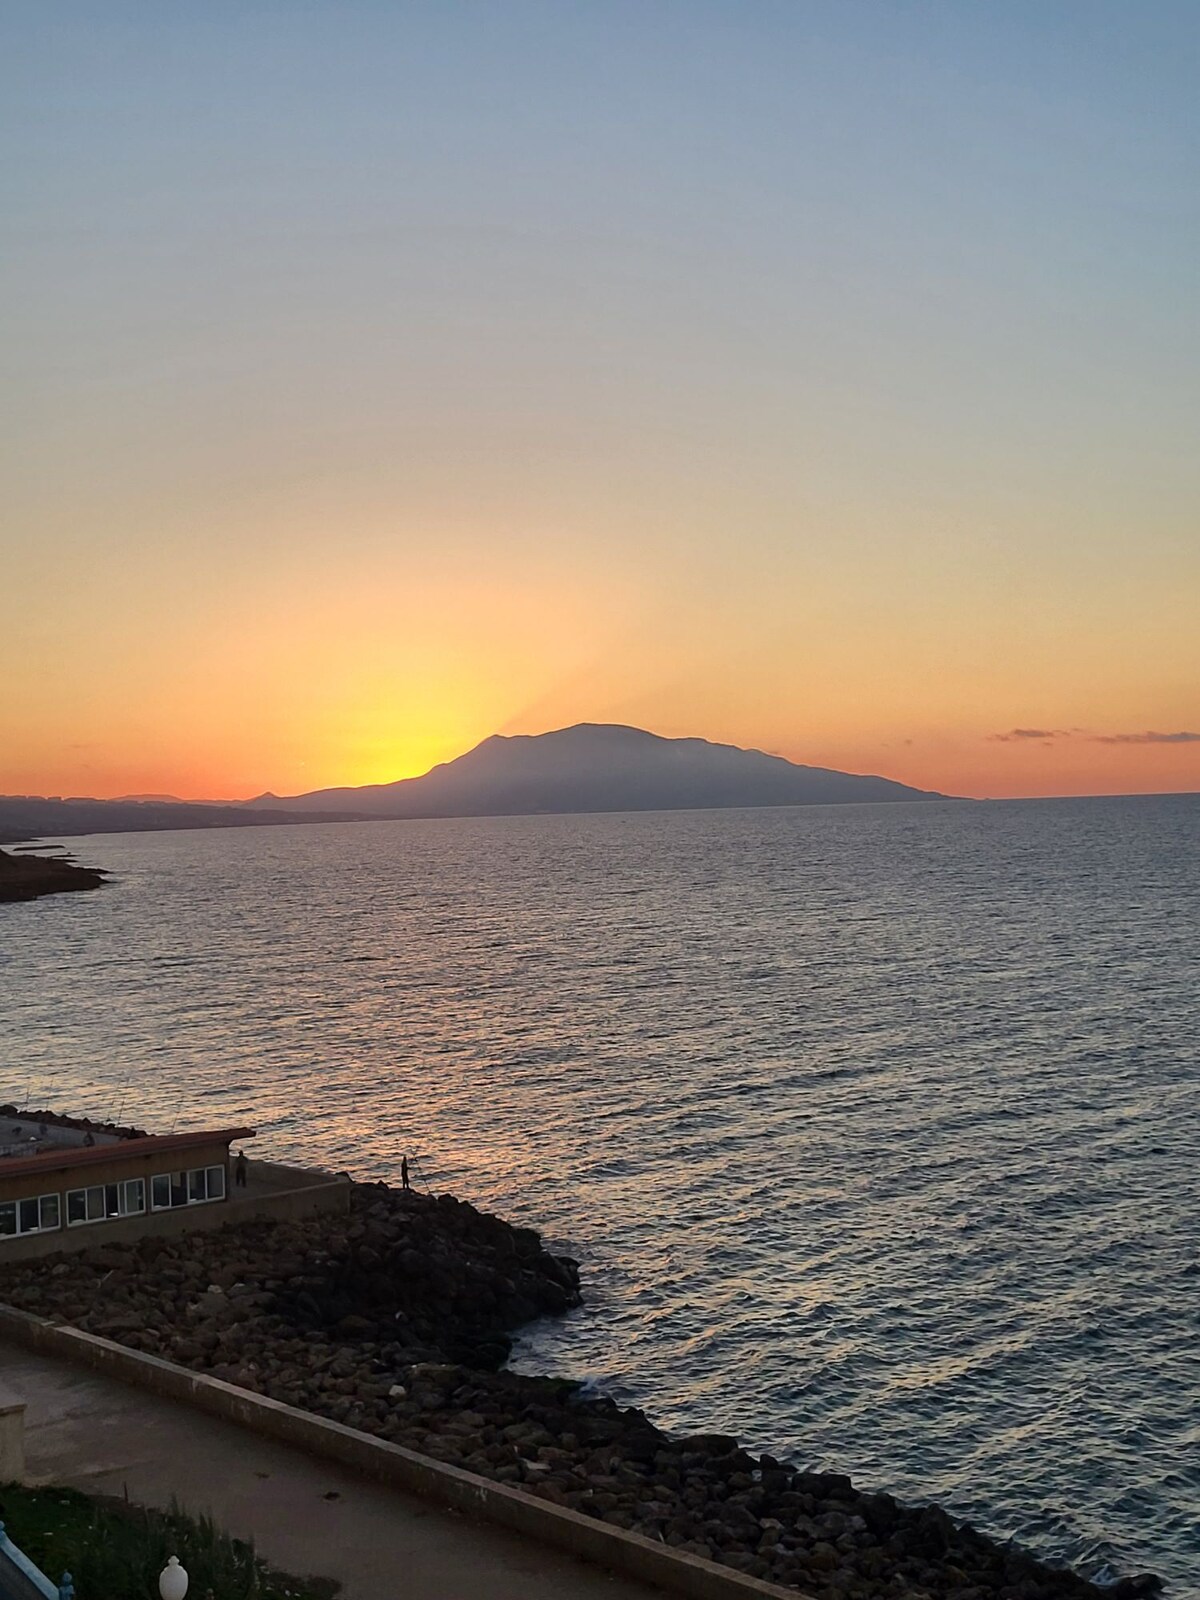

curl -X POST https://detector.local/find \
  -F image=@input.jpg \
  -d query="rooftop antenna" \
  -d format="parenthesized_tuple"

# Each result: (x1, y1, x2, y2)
(111, 1073, 134, 1126)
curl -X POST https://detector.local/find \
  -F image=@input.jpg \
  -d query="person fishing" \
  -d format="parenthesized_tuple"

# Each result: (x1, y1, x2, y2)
(401, 1155, 410, 1190)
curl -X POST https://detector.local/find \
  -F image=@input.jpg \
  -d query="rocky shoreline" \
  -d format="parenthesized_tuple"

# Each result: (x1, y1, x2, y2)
(0, 1182, 1160, 1600)
(0, 846, 107, 903)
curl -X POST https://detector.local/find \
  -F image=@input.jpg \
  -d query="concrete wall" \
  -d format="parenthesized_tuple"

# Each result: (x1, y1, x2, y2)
(0, 1380, 25, 1481)
(0, 1163, 349, 1264)
(0, 1305, 813, 1600)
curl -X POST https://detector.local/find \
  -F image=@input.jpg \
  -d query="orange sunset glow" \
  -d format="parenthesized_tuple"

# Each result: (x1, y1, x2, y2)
(3, 6, 1198, 806)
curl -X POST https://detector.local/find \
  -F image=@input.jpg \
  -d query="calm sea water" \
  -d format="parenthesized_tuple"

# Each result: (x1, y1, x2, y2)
(2, 797, 1197, 1592)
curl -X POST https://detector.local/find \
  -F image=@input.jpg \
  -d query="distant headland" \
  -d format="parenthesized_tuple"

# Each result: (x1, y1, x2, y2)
(1, 724, 951, 847)
(0, 846, 107, 904)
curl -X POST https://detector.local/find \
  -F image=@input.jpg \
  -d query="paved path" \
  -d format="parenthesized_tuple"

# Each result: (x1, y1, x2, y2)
(1, 1341, 665, 1600)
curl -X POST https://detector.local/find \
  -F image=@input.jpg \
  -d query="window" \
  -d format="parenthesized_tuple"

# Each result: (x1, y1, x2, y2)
(66, 1180, 147, 1226)
(149, 1167, 226, 1210)
(0, 1192, 63, 1239)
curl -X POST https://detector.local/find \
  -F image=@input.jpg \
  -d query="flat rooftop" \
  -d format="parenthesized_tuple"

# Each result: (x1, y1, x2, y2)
(0, 1115, 125, 1162)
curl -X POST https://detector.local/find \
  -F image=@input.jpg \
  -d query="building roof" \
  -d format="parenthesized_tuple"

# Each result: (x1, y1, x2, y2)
(0, 1127, 255, 1181)
(0, 1104, 147, 1140)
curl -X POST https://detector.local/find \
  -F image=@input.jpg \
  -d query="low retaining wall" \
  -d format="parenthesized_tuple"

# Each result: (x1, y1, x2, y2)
(0, 1304, 813, 1600)
(0, 1163, 349, 1264)
(0, 1380, 25, 1481)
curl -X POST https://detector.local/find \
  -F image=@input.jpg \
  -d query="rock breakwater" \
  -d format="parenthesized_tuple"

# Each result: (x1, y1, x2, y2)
(0, 1183, 1159, 1600)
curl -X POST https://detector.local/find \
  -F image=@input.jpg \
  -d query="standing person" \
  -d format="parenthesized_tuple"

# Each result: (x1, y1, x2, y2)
(235, 1149, 248, 1188)
(401, 1155, 410, 1190)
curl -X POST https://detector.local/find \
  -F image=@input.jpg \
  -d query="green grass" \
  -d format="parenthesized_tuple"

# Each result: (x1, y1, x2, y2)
(0, 1483, 338, 1600)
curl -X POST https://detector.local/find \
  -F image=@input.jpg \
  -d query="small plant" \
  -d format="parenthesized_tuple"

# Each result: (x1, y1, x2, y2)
(0, 1484, 337, 1600)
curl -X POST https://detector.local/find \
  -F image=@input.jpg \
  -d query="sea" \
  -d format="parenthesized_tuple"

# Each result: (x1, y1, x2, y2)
(1, 795, 1197, 1593)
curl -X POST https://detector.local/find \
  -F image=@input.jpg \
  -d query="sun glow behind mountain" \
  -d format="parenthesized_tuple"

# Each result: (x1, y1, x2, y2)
(3, 5, 1198, 803)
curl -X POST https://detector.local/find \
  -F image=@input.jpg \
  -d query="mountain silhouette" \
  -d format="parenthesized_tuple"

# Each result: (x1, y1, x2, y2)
(247, 724, 947, 817)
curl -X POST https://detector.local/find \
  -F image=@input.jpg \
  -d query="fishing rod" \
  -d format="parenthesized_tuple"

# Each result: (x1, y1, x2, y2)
(405, 1152, 435, 1194)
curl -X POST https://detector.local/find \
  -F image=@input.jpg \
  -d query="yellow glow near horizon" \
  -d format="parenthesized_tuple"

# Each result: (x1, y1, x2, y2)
(3, 465, 1199, 801)
(4, 521, 1198, 802)
(3, 7, 1198, 804)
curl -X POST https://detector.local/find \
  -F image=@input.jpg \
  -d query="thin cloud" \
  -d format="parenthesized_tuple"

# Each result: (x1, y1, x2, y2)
(1092, 730, 1200, 745)
(989, 727, 1200, 748)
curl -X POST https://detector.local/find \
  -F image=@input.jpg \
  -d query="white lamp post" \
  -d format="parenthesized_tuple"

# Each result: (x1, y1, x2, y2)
(158, 1556, 189, 1600)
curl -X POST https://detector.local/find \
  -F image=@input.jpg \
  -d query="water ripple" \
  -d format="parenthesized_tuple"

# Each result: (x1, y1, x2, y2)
(1, 794, 1197, 1592)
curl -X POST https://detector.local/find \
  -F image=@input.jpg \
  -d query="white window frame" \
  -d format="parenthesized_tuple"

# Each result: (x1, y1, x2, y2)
(0, 1192, 61, 1239)
(150, 1165, 228, 1210)
(65, 1186, 103, 1226)
(65, 1178, 148, 1227)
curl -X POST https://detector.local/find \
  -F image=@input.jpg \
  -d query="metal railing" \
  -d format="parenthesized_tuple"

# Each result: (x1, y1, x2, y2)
(0, 1524, 186, 1600)
(0, 1521, 72, 1600)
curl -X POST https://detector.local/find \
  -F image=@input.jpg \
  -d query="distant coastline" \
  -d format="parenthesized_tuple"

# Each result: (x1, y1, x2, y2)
(0, 796, 363, 846)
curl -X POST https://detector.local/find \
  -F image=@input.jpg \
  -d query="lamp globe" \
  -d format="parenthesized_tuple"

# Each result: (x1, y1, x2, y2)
(158, 1556, 189, 1600)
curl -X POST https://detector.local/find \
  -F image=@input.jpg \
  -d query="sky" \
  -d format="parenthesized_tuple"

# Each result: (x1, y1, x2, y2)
(2, 1, 1197, 802)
